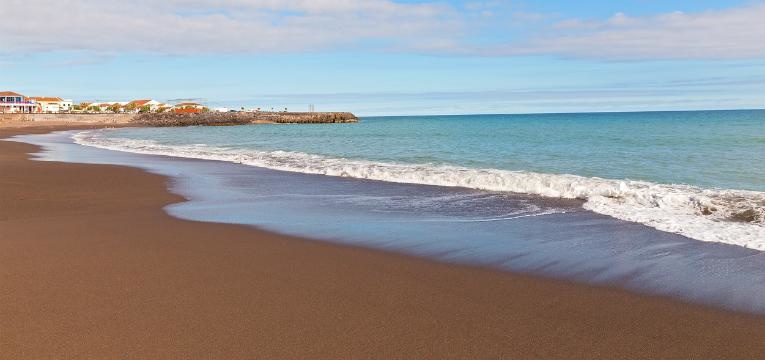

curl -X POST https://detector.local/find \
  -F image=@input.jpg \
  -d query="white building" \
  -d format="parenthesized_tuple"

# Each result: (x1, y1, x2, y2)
(30, 97, 66, 113)
(60, 99, 73, 112)
(0, 91, 36, 113)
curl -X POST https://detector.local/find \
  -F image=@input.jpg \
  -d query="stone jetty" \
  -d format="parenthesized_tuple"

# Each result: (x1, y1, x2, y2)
(131, 112, 358, 127)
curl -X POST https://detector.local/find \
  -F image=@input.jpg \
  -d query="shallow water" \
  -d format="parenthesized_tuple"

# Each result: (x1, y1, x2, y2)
(13, 131, 765, 314)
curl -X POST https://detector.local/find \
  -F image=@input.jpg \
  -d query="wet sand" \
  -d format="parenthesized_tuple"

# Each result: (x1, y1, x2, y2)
(2, 125, 765, 359)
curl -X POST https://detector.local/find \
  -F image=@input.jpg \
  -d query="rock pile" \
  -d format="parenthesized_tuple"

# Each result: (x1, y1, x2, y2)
(131, 112, 357, 127)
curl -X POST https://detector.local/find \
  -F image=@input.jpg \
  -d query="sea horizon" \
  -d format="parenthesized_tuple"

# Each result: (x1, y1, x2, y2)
(360, 107, 765, 118)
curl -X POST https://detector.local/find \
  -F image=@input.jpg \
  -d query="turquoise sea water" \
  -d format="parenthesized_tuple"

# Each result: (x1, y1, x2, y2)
(74, 110, 765, 248)
(111, 110, 765, 191)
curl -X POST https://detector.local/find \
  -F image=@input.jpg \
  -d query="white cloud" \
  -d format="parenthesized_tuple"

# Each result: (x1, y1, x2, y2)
(501, 3, 765, 60)
(0, 0, 462, 54)
(1, 1, 765, 60)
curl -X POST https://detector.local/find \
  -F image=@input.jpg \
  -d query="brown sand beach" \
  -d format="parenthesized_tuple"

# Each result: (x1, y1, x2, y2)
(2, 125, 765, 359)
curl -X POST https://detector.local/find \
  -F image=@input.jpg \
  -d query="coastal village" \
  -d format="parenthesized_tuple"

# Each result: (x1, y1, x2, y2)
(0, 89, 357, 126)
(0, 90, 236, 114)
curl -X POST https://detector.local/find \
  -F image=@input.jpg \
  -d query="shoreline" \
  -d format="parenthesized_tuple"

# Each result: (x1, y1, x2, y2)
(56, 127, 765, 313)
(3, 125, 765, 358)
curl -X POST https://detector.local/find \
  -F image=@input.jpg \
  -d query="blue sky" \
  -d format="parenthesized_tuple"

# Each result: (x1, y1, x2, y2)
(2, 0, 765, 115)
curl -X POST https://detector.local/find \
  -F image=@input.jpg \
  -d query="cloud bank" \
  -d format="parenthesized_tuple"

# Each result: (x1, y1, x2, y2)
(0, 0, 462, 54)
(508, 3, 765, 60)
(1, 1, 765, 60)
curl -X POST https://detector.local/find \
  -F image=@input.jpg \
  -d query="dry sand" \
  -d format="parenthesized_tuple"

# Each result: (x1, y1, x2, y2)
(2, 125, 765, 359)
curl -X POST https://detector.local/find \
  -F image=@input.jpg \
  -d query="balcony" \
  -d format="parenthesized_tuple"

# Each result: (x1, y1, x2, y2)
(0, 99, 36, 105)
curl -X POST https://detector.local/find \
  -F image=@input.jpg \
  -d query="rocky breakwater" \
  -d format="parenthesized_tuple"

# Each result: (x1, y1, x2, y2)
(131, 112, 358, 127)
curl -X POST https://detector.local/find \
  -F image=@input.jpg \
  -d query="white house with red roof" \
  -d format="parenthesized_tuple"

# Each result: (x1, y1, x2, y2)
(0, 91, 37, 113)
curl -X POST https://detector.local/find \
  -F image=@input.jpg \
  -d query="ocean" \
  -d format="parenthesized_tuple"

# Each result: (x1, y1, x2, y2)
(17, 109, 765, 312)
(75, 110, 765, 247)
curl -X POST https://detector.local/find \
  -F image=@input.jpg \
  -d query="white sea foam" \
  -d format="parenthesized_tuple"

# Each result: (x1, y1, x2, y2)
(72, 130, 765, 250)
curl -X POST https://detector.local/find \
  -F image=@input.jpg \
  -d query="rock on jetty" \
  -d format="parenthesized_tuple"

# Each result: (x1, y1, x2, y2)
(131, 112, 358, 127)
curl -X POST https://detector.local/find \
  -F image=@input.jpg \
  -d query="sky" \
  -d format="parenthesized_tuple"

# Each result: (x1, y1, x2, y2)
(2, 0, 765, 116)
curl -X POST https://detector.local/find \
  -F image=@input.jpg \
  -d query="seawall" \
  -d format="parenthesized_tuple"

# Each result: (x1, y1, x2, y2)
(0, 113, 136, 125)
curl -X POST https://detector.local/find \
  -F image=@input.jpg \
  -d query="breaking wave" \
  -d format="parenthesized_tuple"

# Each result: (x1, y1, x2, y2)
(72, 130, 765, 250)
